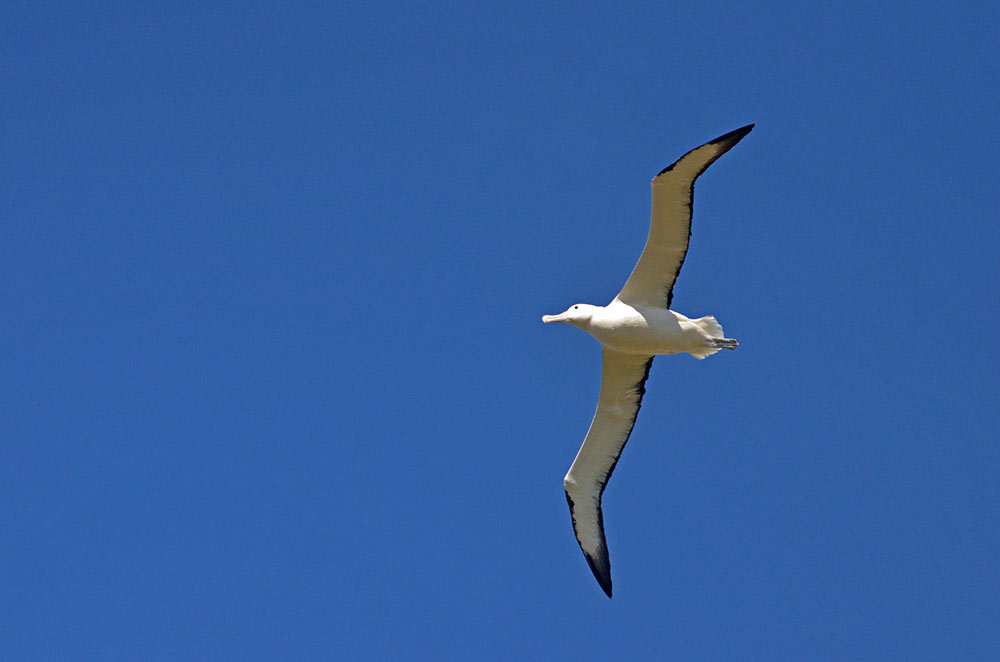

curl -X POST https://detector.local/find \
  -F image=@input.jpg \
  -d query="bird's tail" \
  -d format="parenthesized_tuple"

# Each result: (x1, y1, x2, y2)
(689, 316, 738, 359)
(696, 315, 725, 339)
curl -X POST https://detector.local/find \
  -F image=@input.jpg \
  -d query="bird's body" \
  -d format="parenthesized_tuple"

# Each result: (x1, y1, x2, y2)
(549, 300, 733, 358)
(543, 124, 753, 597)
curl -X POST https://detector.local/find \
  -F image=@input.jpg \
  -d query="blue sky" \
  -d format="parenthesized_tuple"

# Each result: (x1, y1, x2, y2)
(3, 1, 998, 659)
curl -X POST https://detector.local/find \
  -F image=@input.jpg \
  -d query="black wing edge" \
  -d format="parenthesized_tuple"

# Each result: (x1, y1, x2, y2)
(566, 491, 614, 598)
(655, 124, 755, 177)
(657, 124, 754, 307)
(565, 356, 654, 599)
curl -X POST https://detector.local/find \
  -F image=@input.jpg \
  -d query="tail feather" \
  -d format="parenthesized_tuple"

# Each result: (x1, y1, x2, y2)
(696, 315, 724, 338)
(689, 316, 738, 359)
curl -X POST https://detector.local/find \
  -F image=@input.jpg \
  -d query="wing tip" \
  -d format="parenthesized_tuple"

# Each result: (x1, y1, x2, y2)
(654, 123, 755, 177)
(566, 490, 615, 598)
(710, 123, 754, 149)
(584, 550, 614, 598)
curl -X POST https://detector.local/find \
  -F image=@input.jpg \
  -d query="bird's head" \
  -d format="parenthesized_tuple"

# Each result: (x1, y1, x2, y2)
(542, 303, 598, 328)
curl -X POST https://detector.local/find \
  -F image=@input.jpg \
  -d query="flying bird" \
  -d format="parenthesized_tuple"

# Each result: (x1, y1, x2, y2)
(542, 125, 754, 597)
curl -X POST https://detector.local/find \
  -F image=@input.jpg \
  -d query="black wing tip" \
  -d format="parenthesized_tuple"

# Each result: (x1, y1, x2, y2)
(584, 550, 614, 598)
(655, 123, 755, 176)
(566, 491, 614, 598)
(710, 123, 755, 149)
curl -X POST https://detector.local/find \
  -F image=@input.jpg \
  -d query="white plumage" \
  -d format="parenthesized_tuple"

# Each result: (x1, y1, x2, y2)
(542, 125, 753, 597)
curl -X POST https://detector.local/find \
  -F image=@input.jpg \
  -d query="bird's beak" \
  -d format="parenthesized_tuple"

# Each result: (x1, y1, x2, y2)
(542, 313, 568, 324)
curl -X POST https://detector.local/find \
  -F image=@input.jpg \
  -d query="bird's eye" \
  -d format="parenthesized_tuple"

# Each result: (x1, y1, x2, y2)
(574, 305, 579, 310)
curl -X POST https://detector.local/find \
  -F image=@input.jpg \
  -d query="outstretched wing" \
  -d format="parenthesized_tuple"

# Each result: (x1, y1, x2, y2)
(564, 348, 654, 598)
(615, 124, 754, 309)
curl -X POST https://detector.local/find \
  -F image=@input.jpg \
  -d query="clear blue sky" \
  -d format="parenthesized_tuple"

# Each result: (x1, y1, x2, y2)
(3, 2, 998, 659)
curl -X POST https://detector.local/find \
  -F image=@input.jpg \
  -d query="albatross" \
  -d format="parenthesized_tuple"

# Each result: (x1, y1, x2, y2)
(542, 124, 754, 597)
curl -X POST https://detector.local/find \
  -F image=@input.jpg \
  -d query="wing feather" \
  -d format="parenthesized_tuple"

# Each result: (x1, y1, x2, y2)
(615, 124, 753, 308)
(564, 349, 654, 597)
